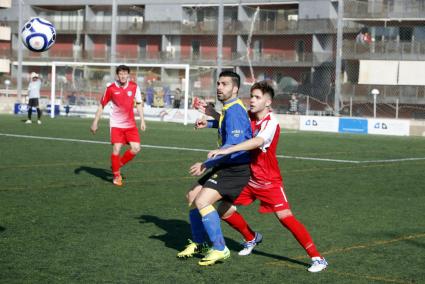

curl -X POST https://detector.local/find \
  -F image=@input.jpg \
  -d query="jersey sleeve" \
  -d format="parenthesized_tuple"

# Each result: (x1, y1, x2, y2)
(100, 86, 112, 107)
(134, 85, 143, 103)
(256, 119, 278, 150)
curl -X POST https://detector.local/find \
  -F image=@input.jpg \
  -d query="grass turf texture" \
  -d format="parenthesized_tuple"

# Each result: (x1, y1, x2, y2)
(0, 114, 424, 283)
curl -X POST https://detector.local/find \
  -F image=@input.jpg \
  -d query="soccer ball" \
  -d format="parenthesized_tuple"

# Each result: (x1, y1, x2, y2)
(21, 17, 56, 52)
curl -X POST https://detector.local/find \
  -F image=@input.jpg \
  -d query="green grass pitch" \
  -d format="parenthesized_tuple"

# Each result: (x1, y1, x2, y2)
(0, 114, 424, 283)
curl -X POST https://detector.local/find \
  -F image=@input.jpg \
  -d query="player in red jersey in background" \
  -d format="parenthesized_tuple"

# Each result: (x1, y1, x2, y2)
(91, 65, 146, 186)
(208, 81, 328, 273)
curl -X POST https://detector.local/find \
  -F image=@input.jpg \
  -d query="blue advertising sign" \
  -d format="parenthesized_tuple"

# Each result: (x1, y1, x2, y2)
(46, 104, 60, 116)
(338, 118, 368, 134)
(14, 103, 31, 115)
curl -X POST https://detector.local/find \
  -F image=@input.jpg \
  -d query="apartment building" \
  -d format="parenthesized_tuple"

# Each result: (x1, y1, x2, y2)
(0, 0, 340, 103)
(1, 0, 423, 116)
(0, 0, 11, 74)
(342, 0, 425, 106)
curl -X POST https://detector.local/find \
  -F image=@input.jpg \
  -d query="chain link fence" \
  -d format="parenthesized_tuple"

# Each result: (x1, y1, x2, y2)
(1, 1, 424, 119)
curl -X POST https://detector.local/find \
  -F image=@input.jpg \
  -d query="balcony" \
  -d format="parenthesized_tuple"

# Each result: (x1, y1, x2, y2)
(342, 40, 425, 60)
(344, 0, 425, 19)
(6, 46, 332, 68)
(341, 83, 425, 104)
(9, 18, 336, 36)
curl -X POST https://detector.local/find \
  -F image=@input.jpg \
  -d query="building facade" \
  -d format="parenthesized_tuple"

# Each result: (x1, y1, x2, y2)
(0, 0, 11, 74)
(0, 0, 424, 117)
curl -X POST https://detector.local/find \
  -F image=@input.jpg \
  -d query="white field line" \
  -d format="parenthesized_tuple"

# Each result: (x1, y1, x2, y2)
(1, 133, 424, 164)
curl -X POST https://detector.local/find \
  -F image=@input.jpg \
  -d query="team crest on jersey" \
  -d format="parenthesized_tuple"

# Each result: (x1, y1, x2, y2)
(127, 91, 133, 96)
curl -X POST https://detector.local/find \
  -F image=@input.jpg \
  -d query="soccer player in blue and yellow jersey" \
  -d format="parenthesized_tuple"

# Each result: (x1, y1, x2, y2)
(177, 71, 252, 266)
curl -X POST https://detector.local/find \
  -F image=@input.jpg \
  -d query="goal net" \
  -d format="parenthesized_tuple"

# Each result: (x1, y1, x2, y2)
(48, 61, 192, 124)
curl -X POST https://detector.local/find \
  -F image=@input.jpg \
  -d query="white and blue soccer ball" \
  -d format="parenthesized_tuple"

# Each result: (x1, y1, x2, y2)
(21, 17, 56, 52)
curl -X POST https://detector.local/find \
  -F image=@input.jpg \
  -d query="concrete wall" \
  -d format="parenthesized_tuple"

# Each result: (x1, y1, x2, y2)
(145, 4, 182, 21)
(299, 0, 337, 19)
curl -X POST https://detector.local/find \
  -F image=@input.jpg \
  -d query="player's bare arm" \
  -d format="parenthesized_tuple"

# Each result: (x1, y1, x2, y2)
(136, 102, 146, 131)
(189, 162, 206, 176)
(208, 137, 265, 158)
(90, 105, 104, 134)
(193, 97, 220, 121)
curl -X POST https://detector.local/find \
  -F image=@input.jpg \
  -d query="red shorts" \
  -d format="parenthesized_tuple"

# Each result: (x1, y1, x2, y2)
(110, 127, 140, 144)
(233, 179, 290, 213)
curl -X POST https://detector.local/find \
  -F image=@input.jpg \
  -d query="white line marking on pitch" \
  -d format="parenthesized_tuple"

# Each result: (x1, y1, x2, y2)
(1, 133, 424, 164)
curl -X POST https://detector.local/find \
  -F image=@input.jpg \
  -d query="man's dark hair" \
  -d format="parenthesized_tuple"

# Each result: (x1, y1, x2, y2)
(219, 70, 240, 90)
(250, 80, 275, 99)
(116, 65, 130, 74)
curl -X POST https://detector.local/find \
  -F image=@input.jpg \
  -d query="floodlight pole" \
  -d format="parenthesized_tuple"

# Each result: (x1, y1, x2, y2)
(217, 0, 223, 76)
(334, 0, 344, 116)
(216, 0, 224, 113)
(110, 0, 117, 78)
(50, 62, 56, 118)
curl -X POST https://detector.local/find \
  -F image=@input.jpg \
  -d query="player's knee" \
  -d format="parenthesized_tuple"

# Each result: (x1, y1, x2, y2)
(112, 144, 122, 155)
(275, 209, 293, 220)
(131, 145, 141, 154)
(194, 198, 209, 211)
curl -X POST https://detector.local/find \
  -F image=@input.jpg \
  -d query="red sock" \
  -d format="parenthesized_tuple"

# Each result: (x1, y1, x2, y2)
(111, 154, 121, 177)
(279, 216, 321, 258)
(222, 211, 256, 241)
(120, 149, 136, 166)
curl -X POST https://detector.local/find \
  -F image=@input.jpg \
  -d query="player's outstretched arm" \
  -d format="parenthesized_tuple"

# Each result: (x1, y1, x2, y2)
(193, 97, 220, 121)
(208, 137, 264, 158)
(90, 105, 104, 134)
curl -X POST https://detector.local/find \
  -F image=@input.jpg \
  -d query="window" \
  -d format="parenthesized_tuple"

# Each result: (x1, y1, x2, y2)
(139, 39, 147, 58)
(192, 40, 200, 58)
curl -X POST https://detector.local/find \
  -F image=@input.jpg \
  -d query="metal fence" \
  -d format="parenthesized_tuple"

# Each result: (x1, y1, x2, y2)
(1, 1, 425, 119)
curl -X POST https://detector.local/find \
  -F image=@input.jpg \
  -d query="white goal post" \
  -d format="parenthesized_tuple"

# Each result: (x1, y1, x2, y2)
(49, 61, 191, 124)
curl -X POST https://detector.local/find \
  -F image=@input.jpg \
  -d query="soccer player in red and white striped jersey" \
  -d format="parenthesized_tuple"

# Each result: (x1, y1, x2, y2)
(91, 65, 146, 186)
(208, 81, 328, 273)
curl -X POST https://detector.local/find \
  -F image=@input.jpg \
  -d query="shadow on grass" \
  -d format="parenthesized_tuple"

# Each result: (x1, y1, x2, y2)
(138, 214, 241, 252)
(252, 250, 309, 267)
(0, 226, 5, 232)
(74, 166, 112, 182)
(137, 214, 308, 267)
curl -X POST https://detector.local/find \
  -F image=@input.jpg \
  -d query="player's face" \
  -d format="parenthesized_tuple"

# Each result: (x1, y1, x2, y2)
(216, 76, 237, 102)
(117, 70, 129, 85)
(249, 89, 271, 114)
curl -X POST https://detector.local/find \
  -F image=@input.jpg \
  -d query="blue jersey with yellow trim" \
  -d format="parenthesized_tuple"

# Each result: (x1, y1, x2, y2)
(204, 98, 252, 168)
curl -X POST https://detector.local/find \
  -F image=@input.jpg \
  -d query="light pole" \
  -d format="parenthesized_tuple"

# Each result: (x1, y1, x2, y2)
(371, 88, 380, 118)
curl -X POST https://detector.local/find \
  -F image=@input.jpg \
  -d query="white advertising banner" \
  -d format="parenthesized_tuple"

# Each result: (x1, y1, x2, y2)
(359, 60, 398, 85)
(299, 116, 339, 133)
(368, 118, 410, 136)
(398, 61, 425, 86)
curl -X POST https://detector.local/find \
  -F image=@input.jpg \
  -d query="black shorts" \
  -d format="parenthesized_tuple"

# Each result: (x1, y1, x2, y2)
(28, 98, 39, 107)
(198, 164, 250, 202)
